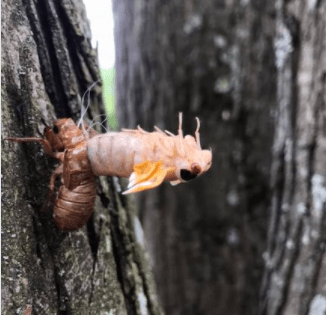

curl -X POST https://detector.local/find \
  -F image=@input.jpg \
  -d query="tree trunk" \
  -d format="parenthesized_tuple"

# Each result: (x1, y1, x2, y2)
(113, 0, 276, 315)
(1, 1, 162, 314)
(259, 1, 326, 314)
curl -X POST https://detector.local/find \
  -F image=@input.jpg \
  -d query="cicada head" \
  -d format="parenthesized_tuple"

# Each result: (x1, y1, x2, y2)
(46, 119, 84, 150)
(169, 115, 212, 185)
(171, 146, 212, 185)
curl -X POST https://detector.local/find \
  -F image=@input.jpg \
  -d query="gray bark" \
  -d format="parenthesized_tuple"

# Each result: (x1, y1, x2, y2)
(1, 0, 162, 314)
(113, 0, 276, 314)
(259, 1, 326, 314)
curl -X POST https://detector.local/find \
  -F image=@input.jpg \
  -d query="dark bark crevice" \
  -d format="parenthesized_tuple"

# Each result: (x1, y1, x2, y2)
(108, 178, 163, 315)
(22, 0, 103, 119)
(23, 0, 72, 117)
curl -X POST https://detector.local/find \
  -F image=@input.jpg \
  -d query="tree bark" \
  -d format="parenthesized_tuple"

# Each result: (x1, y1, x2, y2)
(113, 0, 276, 315)
(1, 0, 162, 314)
(259, 1, 326, 314)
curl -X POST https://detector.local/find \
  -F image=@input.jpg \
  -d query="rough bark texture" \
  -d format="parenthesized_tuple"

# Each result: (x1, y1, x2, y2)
(1, 1, 162, 314)
(113, 0, 276, 315)
(260, 1, 326, 314)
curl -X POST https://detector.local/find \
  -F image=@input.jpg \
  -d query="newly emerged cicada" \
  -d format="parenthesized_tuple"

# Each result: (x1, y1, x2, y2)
(87, 113, 212, 194)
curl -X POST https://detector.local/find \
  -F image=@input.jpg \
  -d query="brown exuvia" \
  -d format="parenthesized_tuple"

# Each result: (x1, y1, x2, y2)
(6, 118, 98, 231)
(6, 113, 212, 231)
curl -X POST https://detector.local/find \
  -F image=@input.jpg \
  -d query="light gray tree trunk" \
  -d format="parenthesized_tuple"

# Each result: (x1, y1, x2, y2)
(113, 0, 276, 314)
(1, 0, 162, 314)
(259, 1, 326, 314)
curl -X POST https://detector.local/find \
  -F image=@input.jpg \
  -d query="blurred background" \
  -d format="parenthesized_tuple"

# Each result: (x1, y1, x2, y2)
(83, 0, 117, 129)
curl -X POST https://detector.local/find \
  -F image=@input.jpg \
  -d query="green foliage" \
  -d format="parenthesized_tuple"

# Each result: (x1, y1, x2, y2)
(101, 68, 118, 130)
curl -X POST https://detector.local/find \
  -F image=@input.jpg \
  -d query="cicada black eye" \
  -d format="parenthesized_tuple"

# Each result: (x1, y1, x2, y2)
(180, 169, 197, 181)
